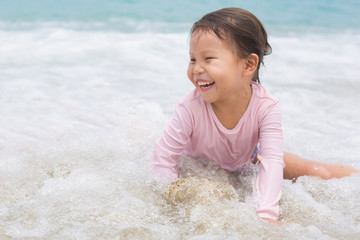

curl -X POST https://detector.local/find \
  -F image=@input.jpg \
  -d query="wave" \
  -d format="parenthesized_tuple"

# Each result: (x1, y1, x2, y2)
(1, 0, 360, 33)
(0, 25, 360, 239)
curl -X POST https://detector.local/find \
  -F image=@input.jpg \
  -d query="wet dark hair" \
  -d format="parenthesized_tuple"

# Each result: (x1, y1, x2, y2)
(190, 8, 272, 84)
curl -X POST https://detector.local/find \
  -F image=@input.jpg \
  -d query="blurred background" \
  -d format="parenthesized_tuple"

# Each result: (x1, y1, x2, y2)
(1, 0, 359, 32)
(0, 1, 359, 239)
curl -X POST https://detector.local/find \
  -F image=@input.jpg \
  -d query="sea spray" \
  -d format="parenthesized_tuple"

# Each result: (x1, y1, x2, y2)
(1, 0, 360, 238)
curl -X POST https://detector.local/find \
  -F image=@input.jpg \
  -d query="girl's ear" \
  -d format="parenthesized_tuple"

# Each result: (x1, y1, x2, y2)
(243, 53, 259, 77)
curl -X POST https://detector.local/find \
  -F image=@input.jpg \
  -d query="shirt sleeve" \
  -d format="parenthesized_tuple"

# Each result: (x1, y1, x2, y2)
(255, 100, 284, 220)
(152, 100, 194, 182)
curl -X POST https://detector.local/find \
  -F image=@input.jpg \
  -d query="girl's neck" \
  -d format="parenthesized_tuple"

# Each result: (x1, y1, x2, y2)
(211, 84, 252, 130)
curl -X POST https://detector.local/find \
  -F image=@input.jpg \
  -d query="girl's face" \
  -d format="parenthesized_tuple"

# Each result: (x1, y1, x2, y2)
(187, 31, 251, 105)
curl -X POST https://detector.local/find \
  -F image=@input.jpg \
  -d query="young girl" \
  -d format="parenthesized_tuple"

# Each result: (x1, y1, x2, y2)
(152, 8, 359, 226)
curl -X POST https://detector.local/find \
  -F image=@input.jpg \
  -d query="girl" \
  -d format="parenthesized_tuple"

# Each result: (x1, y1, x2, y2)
(152, 8, 359, 226)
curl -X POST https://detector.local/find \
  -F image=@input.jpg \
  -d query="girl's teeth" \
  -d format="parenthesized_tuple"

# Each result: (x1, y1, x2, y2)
(198, 82, 214, 86)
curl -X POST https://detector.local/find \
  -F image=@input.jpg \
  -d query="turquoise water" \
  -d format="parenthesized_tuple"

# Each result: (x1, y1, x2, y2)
(1, 0, 360, 32)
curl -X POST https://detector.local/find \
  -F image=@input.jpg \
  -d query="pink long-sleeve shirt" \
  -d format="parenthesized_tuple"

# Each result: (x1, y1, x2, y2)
(152, 82, 284, 220)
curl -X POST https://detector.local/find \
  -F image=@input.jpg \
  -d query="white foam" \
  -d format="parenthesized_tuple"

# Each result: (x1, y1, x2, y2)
(0, 28, 359, 239)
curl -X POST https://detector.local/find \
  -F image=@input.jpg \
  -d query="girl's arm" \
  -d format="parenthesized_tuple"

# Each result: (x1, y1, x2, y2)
(256, 100, 284, 221)
(152, 100, 193, 182)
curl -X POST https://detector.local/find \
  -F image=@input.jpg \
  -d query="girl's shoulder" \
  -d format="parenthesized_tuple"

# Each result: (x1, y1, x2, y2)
(251, 83, 281, 120)
(252, 82, 279, 104)
(177, 88, 204, 108)
(172, 89, 204, 127)
(174, 89, 206, 123)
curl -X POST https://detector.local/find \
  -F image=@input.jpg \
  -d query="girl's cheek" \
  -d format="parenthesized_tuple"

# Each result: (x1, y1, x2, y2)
(187, 69, 197, 88)
(187, 65, 193, 80)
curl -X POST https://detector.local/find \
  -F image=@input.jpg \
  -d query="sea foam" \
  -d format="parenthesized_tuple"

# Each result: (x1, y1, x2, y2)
(0, 27, 359, 239)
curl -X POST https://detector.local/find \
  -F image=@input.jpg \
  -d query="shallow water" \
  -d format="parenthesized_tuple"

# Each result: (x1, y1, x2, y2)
(1, 1, 360, 238)
(1, 29, 359, 239)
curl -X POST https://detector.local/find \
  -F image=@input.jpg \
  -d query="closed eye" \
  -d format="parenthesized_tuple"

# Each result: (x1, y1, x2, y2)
(206, 57, 215, 61)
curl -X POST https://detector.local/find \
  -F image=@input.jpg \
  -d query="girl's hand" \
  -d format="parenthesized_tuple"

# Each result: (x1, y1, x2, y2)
(261, 217, 281, 226)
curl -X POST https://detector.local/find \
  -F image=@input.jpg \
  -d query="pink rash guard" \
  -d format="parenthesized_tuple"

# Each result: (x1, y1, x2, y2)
(152, 82, 284, 220)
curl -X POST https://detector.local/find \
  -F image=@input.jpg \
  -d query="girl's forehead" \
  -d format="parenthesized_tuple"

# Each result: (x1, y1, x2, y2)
(189, 30, 233, 52)
(191, 30, 218, 41)
(190, 31, 223, 47)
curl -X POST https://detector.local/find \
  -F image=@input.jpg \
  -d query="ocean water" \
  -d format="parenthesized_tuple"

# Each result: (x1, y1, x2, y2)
(1, 0, 360, 239)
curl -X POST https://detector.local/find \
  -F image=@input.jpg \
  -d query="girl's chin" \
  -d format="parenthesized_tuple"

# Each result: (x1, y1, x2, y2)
(199, 93, 216, 104)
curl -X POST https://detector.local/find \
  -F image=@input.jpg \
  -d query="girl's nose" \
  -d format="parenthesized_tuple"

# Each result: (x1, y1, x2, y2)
(193, 63, 204, 74)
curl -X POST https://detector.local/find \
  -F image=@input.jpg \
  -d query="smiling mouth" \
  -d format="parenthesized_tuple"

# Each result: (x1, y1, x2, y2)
(197, 81, 215, 89)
